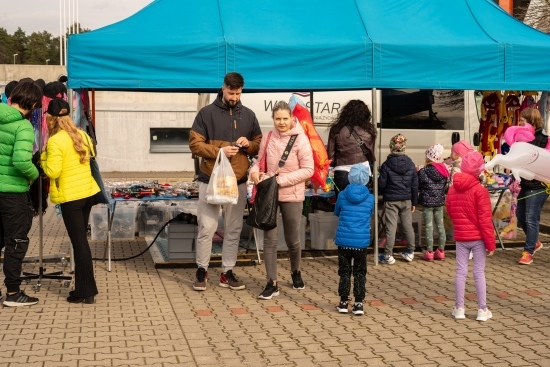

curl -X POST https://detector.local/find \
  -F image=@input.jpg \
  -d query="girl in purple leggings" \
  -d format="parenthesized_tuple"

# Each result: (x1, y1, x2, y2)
(445, 151, 496, 321)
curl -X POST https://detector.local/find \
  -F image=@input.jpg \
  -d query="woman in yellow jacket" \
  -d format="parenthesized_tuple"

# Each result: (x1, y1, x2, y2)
(41, 98, 100, 304)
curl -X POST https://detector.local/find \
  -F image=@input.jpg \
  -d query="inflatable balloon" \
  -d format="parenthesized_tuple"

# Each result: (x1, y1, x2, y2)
(289, 95, 331, 192)
(503, 123, 535, 146)
(485, 142, 550, 183)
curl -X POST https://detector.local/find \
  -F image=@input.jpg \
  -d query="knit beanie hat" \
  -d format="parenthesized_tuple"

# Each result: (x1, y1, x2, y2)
(425, 144, 444, 163)
(461, 151, 485, 177)
(348, 163, 371, 186)
(389, 134, 406, 153)
(451, 140, 474, 158)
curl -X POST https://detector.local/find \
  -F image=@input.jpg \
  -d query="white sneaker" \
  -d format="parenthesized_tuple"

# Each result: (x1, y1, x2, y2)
(469, 251, 473, 260)
(476, 308, 493, 321)
(401, 251, 414, 262)
(452, 306, 466, 319)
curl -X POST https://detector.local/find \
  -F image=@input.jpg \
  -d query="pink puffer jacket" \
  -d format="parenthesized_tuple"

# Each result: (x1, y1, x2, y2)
(249, 120, 314, 202)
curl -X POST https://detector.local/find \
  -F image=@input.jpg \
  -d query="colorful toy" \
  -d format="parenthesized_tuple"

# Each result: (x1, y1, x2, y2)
(485, 142, 550, 183)
(289, 95, 331, 192)
(478, 91, 501, 157)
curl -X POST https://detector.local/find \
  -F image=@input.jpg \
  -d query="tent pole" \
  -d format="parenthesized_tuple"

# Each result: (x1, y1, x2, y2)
(309, 91, 314, 122)
(372, 88, 379, 266)
(91, 89, 96, 129)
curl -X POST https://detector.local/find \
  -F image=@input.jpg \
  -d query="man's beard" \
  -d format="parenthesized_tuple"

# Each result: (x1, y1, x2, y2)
(224, 98, 238, 106)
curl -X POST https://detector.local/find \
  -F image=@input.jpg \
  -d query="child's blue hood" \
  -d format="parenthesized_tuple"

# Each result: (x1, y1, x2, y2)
(342, 184, 371, 204)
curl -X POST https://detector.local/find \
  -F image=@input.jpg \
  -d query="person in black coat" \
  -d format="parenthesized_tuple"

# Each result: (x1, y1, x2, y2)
(378, 134, 418, 264)
(418, 144, 450, 261)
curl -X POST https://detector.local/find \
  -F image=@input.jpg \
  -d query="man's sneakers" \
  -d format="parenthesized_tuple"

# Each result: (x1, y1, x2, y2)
(434, 249, 445, 261)
(257, 279, 279, 300)
(379, 254, 396, 265)
(3, 290, 39, 307)
(193, 267, 208, 291)
(291, 270, 305, 290)
(476, 308, 493, 322)
(401, 251, 414, 262)
(219, 270, 246, 290)
(518, 251, 533, 265)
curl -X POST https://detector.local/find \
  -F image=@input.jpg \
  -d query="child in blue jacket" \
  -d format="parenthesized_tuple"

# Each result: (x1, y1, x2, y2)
(334, 163, 375, 315)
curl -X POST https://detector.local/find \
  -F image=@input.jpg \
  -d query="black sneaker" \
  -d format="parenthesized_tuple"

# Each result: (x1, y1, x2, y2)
(193, 267, 208, 291)
(3, 290, 39, 307)
(352, 302, 364, 316)
(337, 300, 349, 313)
(291, 270, 305, 290)
(258, 279, 279, 300)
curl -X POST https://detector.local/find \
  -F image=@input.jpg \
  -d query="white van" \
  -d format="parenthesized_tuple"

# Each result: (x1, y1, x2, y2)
(236, 89, 480, 166)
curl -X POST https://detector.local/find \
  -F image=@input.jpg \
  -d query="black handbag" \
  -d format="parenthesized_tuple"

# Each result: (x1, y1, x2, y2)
(85, 134, 110, 204)
(246, 134, 297, 231)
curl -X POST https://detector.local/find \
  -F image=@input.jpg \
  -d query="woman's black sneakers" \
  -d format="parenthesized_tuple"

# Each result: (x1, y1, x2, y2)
(258, 279, 279, 300)
(291, 270, 305, 290)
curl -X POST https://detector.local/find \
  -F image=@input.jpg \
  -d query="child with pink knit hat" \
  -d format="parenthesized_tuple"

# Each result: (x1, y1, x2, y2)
(447, 140, 475, 184)
(446, 151, 496, 321)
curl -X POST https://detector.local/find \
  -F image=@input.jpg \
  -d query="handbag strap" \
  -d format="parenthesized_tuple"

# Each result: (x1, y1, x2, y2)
(277, 134, 298, 171)
(346, 126, 373, 163)
(83, 132, 96, 159)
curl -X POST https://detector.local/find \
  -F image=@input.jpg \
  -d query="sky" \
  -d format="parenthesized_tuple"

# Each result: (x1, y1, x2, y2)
(1, 0, 154, 36)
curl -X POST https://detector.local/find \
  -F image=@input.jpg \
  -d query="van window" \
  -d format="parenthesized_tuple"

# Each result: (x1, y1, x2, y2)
(381, 89, 465, 130)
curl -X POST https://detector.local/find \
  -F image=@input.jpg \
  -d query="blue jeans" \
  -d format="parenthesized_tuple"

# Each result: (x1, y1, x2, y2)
(516, 188, 549, 254)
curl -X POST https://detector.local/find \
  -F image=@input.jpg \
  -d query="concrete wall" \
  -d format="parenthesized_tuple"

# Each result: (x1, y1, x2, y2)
(0, 65, 67, 86)
(95, 91, 198, 172)
(1, 65, 199, 174)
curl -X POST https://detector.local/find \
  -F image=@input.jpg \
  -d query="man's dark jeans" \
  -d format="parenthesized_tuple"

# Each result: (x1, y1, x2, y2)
(0, 192, 33, 293)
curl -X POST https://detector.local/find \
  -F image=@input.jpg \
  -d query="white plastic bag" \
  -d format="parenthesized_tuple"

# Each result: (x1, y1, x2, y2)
(205, 149, 239, 205)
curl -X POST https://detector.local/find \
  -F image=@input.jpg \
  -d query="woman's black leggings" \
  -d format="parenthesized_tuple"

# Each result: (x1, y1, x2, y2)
(60, 195, 98, 298)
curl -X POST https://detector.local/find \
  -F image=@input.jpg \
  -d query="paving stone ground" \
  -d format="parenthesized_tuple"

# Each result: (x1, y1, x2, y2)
(1, 200, 550, 367)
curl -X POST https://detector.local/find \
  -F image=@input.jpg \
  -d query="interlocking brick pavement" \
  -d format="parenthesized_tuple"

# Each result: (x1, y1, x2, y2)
(1, 200, 550, 366)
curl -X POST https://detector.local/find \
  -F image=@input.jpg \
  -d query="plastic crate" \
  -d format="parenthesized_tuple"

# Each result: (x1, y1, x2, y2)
(138, 202, 169, 237)
(309, 212, 339, 250)
(167, 221, 197, 260)
(89, 202, 137, 241)
(254, 214, 306, 251)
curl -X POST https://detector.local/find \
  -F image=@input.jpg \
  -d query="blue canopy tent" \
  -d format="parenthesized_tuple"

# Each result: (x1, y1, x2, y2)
(68, 0, 550, 91)
(67, 0, 550, 264)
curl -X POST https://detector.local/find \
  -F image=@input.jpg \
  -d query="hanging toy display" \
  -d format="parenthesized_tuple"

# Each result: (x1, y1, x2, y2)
(478, 91, 501, 157)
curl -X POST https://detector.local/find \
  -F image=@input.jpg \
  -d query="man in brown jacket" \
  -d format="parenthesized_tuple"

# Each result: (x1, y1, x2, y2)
(189, 72, 262, 291)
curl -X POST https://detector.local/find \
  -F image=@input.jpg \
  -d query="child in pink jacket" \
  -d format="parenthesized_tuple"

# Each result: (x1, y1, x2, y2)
(446, 151, 496, 321)
(249, 101, 314, 300)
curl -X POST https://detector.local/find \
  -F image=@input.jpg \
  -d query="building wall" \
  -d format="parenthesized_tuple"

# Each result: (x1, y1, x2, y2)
(94, 91, 198, 172)
(1, 65, 200, 174)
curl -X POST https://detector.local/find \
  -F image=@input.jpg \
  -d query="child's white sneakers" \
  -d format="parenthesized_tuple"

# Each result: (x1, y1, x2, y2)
(452, 306, 466, 319)
(476, 308, 493, 321)
(452, 306, 493, 321)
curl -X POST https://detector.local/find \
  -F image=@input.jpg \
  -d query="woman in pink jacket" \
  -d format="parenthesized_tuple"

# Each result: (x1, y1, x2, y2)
(250, 101, 314, 300)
